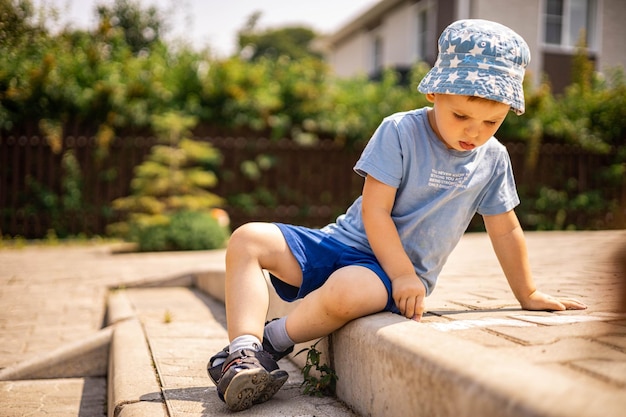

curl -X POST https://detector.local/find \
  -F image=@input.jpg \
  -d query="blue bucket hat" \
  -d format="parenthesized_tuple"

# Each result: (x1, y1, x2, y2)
(418, 19, 530, 115)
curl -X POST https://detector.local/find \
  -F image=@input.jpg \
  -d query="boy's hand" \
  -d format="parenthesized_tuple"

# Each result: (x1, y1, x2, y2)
(392, 274, 426, 321)
(520, 290, 587, 311)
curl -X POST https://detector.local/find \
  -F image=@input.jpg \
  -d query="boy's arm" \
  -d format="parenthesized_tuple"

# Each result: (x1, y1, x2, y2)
(362, 175, 427, 321)
(483, 210, 587, 311)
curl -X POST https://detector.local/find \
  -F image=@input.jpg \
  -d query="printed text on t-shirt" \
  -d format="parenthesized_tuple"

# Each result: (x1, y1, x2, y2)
(428, 169, 468, 189)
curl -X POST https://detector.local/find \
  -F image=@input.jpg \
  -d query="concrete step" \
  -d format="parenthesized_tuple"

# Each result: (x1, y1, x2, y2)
(0, 327, 111, 381)
(106, 286, 359, 417)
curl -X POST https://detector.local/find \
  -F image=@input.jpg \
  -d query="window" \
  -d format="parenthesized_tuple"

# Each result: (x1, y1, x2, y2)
(416, 9, 429, 60)
(372, 35, 383, 72)
(544, 0, 597, 49)
(414, 0, 435, 62)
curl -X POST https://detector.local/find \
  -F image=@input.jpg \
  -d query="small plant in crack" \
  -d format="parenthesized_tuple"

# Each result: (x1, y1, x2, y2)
(163, 309, 172, 323)
(295, 338, 338, 397)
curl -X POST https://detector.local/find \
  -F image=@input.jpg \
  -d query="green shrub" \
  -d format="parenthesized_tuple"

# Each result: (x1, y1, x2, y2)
(133, 210, 228, 252)
(108, 112, 230, 248)
(517, 185, 612, 231)
(133, 220, 169, 252)
(168, 210, 228, 250)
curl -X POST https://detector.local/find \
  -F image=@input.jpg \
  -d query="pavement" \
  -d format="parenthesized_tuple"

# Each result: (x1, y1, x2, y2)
(0, 230, 624, 417)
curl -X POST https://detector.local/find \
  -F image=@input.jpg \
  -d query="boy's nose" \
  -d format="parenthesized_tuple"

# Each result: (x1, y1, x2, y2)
(464, 125, 479, 138)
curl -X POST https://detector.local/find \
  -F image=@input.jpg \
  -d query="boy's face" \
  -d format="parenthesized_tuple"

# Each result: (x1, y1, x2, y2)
(426, 93, 510, 151)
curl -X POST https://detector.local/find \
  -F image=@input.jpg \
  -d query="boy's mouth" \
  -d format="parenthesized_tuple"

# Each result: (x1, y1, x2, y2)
(459, 141, 475, 150)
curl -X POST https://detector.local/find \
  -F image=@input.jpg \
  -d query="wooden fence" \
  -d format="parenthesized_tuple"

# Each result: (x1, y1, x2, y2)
(1, 135, 624, 238)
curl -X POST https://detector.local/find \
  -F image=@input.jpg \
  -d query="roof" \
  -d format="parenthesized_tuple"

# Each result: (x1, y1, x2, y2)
(324, 0, 406, 47)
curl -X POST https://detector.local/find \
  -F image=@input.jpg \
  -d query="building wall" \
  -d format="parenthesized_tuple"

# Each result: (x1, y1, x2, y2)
(328, 1, 419, 77)
(470, 0, 543, 85)
(383, 4, 413, 69)
(325, 0, 625, 85)
(598, 0, 626, 71)
(328, 31, 370, 78)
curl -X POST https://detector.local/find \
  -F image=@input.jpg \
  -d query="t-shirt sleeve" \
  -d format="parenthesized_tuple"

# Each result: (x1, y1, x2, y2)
(353, 118, 403, 188)
(477, 150, 520, 216)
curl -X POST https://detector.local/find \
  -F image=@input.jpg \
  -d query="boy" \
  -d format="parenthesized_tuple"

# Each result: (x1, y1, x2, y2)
(208, 19, 587, 411)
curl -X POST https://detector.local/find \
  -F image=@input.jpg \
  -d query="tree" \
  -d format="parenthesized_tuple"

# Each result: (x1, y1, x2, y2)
(0, 0, 46, 49)
(571, 31, 594, 94)
(108, 112, 229, 251)
(236, 11, 322, 61)
(95, 0, 165, 54)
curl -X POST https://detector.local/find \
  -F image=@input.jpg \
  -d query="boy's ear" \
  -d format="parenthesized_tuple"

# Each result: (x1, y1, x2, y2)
(425, 93, 436, 103)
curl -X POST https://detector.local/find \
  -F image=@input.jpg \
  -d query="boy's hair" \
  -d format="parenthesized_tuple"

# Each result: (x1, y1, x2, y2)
(466, 95, 506, 106)
(418, 19, 530, 115)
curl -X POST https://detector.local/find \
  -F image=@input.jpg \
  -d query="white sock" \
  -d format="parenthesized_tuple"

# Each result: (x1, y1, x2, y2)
(230, 334, 262, 353)
(212, 335, 261, 368)
(263, 317, 295, 352)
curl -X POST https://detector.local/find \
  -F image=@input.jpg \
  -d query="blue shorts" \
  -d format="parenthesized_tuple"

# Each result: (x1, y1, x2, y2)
(270, 223, 400, 314)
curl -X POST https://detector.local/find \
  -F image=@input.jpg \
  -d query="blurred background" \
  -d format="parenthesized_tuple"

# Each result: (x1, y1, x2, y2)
(31, 0, 381, 57)
(1, 0, 625, 252)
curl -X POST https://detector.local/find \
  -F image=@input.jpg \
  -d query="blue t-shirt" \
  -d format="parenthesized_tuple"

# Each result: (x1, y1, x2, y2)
(322, 107, 520, 295)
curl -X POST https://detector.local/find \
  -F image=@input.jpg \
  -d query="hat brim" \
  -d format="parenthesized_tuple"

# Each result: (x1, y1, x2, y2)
(418, 67, 525, 115)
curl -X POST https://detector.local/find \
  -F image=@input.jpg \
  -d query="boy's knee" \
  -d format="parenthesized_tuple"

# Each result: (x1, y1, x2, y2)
(227, 223, 266, 253)
(320, 289, 359, 321)
(226, 223, 290, 271)
(321, 278, 351, 307)
(320, 272, 386, 320)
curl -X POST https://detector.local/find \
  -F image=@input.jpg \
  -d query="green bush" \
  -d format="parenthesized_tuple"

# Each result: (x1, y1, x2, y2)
(108, 112, 229, 248)
(132, 210, 228, 252)
(517, 184, 613, 231)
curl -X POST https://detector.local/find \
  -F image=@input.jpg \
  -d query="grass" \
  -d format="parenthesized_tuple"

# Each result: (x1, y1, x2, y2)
(0, 230, 121, 250)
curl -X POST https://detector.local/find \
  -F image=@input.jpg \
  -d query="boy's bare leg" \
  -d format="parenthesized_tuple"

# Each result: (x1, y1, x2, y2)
(225, 222, 389, 345)
(283, 265, 389, 343)
(219, 224, 388, 410)
(225, 223, 303, 342)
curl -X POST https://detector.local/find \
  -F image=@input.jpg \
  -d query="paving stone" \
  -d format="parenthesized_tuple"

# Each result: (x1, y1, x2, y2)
(440, 328, 526, 347)
(0, 378, 106, 417)
(571, 359, 626, 386)
(598, 334, 626, 350)
(488, 321, 626, 345)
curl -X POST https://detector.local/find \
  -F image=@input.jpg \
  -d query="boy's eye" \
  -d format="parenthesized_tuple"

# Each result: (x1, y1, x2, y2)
(484, 120, 498, 126)
(453, 113, 467, 120)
